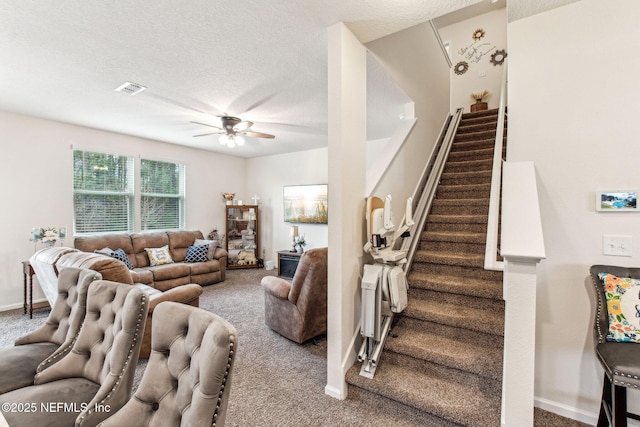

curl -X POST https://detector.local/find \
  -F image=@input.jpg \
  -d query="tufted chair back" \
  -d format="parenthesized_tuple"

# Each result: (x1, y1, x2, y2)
(99, 301, 238, 427)
(34, 280, 149, 426)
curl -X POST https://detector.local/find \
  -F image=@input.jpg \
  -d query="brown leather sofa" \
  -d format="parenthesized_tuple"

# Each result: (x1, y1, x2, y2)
(261, 247, 328, 343)
(73, 229, 227, 288)
(31, 232, 215, 358)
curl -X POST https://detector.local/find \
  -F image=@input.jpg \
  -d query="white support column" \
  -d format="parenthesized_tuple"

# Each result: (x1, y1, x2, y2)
(501, 258, 542, 426)
(500, 161, 546, 426)
(325, 22, 367, 400)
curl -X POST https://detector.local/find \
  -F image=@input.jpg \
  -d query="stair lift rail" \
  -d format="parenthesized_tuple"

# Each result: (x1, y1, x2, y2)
(357, 109, 463, 378)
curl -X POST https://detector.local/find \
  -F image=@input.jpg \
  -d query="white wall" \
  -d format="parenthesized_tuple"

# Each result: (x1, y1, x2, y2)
(245, 148, 329, 266)
(508, 0, 640, 422)
(365, 21, 451, 224)
(0, 110, 246, 310)
(439, 8, 507, 112)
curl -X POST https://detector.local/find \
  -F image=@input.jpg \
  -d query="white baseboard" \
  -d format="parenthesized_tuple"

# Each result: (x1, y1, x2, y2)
(325, 384, 345, 400)
(534, 396, 597, 425)
(0, 298, 47, 313)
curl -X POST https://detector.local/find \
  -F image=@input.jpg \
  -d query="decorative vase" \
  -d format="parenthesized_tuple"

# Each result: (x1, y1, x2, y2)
(296, 246, 304, 254)
(43, 240, 56, 248)
(470, 101, 488, 112)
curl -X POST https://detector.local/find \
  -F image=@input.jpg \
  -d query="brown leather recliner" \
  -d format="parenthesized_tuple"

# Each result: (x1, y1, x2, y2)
(261, 247, 328, 343)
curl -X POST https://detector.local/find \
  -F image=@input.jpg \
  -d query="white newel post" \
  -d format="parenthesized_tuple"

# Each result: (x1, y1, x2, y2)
(500, 162, 546, 426)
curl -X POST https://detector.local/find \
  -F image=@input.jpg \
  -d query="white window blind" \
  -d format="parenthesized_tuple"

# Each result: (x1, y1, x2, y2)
(73, 150, 135, 233)
(140, 159, 185, 231)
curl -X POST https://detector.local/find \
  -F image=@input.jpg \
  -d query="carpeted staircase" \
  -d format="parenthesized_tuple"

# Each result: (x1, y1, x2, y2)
(346, 108, 507, 426)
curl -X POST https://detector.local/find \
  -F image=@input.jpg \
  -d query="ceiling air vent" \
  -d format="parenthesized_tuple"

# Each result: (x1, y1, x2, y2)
(115, 81, 147, 96)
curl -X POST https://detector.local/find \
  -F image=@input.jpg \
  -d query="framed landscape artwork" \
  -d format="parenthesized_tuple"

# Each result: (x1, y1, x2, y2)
(283, 184, 328, 224)
(596, 191, 638, 212)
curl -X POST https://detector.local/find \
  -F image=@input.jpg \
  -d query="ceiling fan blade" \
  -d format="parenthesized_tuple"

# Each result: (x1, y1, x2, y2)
(191, 121, 223, 130)
(241, 131, 275, 139)
(193, 131, 225, 137)
(234, 120, 253, 131)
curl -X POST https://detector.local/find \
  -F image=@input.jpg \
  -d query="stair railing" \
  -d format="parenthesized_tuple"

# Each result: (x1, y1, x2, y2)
(400, 108, 463, 273)
(484, 60, 508, 272)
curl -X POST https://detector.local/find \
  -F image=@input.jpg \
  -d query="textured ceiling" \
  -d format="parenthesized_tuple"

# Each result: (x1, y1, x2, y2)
(0, 0, 575, 158)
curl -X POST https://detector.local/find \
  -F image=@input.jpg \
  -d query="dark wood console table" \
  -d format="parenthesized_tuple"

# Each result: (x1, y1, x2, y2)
(22, 260, 49, 318)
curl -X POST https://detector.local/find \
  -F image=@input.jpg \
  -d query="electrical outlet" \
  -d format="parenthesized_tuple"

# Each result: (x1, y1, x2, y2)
(603, 235, 633, 257)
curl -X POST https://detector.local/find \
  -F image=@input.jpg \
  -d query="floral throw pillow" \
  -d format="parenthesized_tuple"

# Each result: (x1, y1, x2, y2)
(145, 245, 174, 267)
(598, 272, 640, 343)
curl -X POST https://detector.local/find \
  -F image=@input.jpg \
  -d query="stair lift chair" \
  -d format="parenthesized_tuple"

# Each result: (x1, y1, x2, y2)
(0, 280, 149, 426)
(0, 267, 100, 394)
(99, 301, 238, 427)
(590, 265, 640, 427)
(261, 247, 328, 343)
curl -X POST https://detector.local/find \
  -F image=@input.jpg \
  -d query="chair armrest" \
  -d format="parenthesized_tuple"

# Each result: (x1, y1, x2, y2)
(261, 276, 291, 300)
(143, 284, 204, 312)
(212, 247, 229, 260)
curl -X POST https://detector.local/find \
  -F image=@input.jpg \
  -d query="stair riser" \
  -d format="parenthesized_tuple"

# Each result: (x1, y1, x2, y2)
(410, 262, 503, 282)
(384, 345, 503, 385)
(456, 122, 498, 134)
(443, 160, 493, 173)
(413, 251, 484, 269)
(437, 189, 490, 199)
(419, 240, 485, 255)
(410, 287, 505, 312)
(440, 171, 491, 184)
(450, 139, 499, 152)
(454, 130, 496, 142)
(426, 222, 487, 233)
(447, 149, 495, 161)
(430, 204, 487, 215)
(408, 273, 503, 301)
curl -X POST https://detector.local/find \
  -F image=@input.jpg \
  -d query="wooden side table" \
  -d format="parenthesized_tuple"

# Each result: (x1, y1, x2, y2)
(277, 250, 302, 279)
(22, 260, 49, 318)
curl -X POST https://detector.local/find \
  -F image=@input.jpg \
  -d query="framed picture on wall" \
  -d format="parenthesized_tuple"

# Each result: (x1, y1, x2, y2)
(283, 184, 328, 224)
(595, 191, 638, 211)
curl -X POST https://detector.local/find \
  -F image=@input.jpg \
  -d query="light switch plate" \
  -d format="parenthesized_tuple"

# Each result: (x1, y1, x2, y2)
(603, 235, 633, 257)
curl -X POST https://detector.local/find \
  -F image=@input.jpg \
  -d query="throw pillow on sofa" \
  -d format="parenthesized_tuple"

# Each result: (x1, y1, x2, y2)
(184, 244, 209, 263)
(110, 248, 135, 270)
(145, 245, 174, 266)
(195, 238, 218, 260)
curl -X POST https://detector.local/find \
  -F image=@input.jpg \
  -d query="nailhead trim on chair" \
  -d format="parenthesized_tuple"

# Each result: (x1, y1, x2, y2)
(590, 274, 606, 343)
(212, 338, 235, 427)
(76, 295, 147, 423)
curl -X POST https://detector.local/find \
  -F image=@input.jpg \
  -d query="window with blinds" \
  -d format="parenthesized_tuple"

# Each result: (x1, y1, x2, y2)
(73, 151, 186, 234)
(73, 150, 135, 233)
(140, 159, 185, 230)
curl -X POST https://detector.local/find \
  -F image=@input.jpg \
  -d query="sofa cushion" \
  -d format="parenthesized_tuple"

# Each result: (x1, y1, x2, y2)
(75, 234, 134, 258)
(110, 248, 135, 270)
(131, 232, 170, 267)
(146, 263, 191, 282)
(145, 245, 174, 266)
(131, 268, 154, 285)
(184, 245, 209, 263)
(56, 251, 134, 285)
(167, 230, 202, 262)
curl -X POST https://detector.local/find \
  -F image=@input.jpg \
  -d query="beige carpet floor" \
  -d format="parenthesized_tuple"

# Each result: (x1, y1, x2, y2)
(1, 268, 592, 426)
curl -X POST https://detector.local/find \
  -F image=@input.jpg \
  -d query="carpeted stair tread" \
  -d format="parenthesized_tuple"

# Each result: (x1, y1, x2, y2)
(408, 270, 502, 300)
(439, 170, 492, 184)
(430, 198, 489, 216)
(450, 138, 502, 152)
(403, 290, 504, 336)
(413, 250, 484, 269)
(346, 354, 501, 427)
(421, 230, 485, 243)
(387, 317, 503, 381)
(454, 130, 497, 142)
(410, 262, 503, 282)
(456, 121, 498, 134)
(461, 108, 499, 119)
(443, 158, 493, 173)
(447, 147, 495, 161)
(427, 214, 488, 224)
(437, 183, 491, 193)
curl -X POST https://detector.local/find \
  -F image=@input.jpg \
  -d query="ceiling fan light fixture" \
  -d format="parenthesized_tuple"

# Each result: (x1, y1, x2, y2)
(219, 134, 231, 146)
(235, 135, 245, 146)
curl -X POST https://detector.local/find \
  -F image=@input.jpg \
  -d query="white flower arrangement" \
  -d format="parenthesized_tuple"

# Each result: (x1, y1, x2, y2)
(31, 227, 60, 244)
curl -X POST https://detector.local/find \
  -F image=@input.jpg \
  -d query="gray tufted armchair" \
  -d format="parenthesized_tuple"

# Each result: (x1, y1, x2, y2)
(98, 301, 238, 427)
(0, 280, 149, 426)
(0, 267, 101, 394)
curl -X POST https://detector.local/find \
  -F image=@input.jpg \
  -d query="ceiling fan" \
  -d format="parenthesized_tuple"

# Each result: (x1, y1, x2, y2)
(191, 116, 275, 148)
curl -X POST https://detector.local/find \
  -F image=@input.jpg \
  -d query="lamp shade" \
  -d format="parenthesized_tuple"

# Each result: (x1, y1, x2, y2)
(289, 225, 299, 238)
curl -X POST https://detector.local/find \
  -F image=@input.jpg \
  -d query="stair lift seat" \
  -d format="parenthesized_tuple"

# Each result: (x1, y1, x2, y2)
(0, 267, 100, 394)
(590, 265, 640, 427)
(0, 280, 149, 427)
